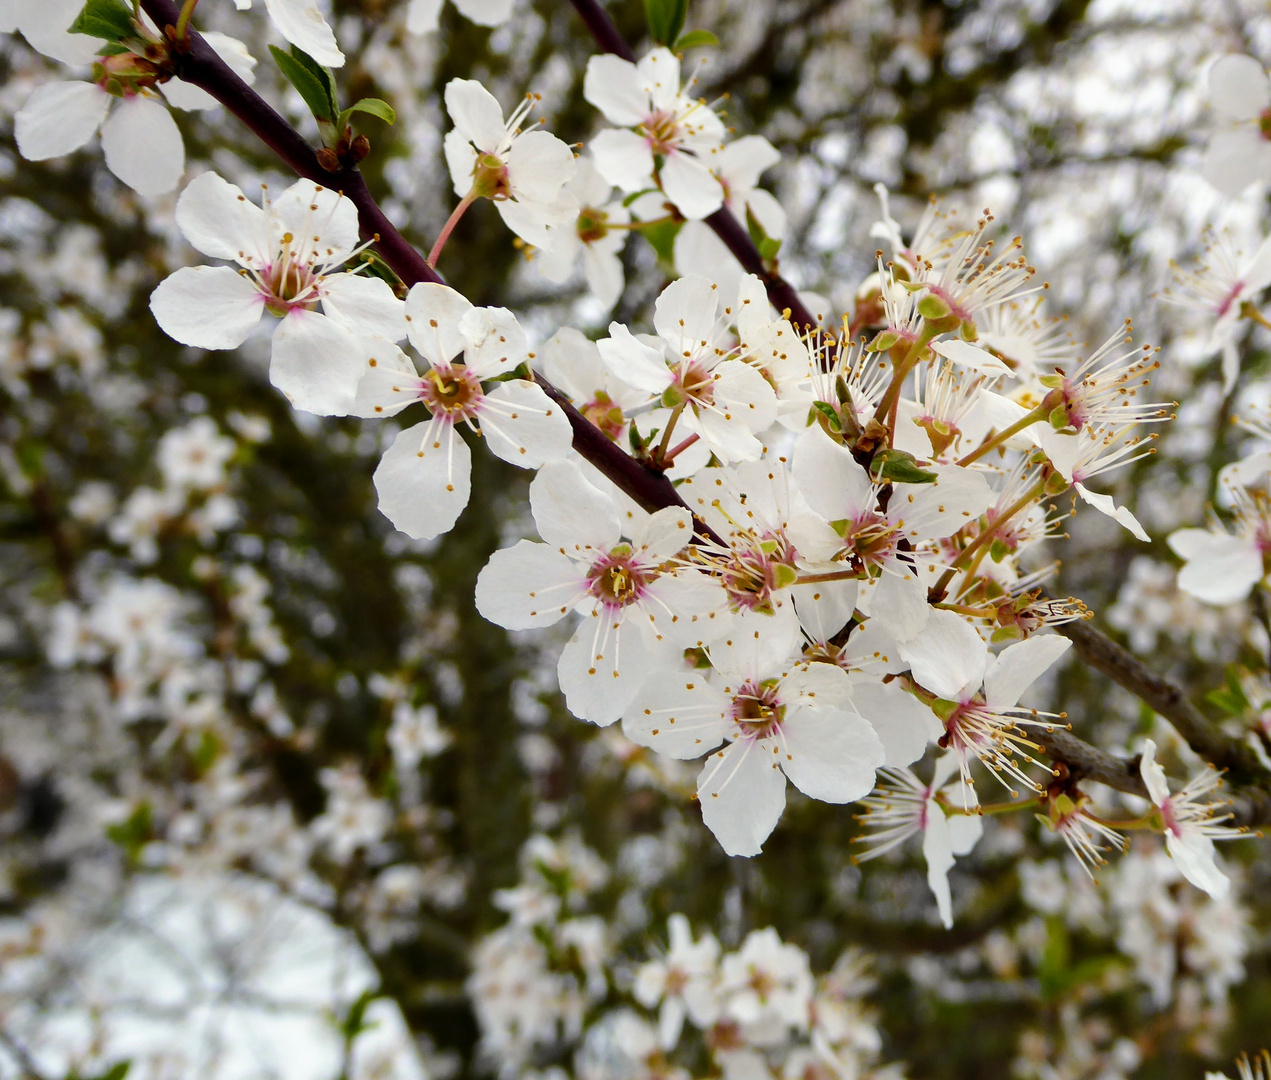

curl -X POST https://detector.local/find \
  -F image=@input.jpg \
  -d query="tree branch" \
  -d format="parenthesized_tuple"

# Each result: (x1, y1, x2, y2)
(137, 0, 724, 542)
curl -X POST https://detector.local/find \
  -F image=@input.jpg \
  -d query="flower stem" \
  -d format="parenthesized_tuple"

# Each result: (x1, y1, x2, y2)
(428, 188, 479, 268)
(956, 404, 1048, 467)
(174, 0, 199, 43)
(872, 327, 936, 439)
(662, 432, 699, 464)
(653, 403, 686, 466)
(1242, 302, 1271, 333)
(928, 478, 1046, 602)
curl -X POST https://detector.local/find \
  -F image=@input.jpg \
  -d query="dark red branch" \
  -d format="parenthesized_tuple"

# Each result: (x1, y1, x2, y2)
(566, 0, 635, 62)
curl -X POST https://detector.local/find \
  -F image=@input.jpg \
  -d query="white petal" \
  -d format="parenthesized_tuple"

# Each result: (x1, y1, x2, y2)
(529, 459, 621, 554)
(698, 740, 786, 857)
(269, 311, 369, 415)
(176, 171, 270, 263)
(654, 274, 719, 351)
(444, 78, 506, 153)
(452, 0, 515, 24)
(479, 380, 574, 468)
(1166, 830, 1230, 899)
(898, 608, 987, 701)
(1209, 54, 1270, 120)
(1169, 529, 1263, 604)
(582, 245, 625, 310)
(459, 305, 527, 378)
(1073, 483, 1149, 542)
(794, 426, 875, 520)
(373, 421, 472, 539)
(791, 579, 858, 644)
(870, 562, 930, 643)
(350, 352, 424, 418)
(715, 135, 781, 192)
(931, 338, 1014, 376)
(9, 0, 101, 64)
(921, 806, 956, 928)
(15, 81, 107, 161)
(597, 323, 671, 393)
(583, 53, 649, 126)
(849, 680, 941, 767)
(622, 674, 730, 758)
(660, 152, 725, 220)
(1138, 739, 1170, 806)
(632, 506, 695, 563)
(444, 128, 479, 198)
(506, 129, 576, 204)
(1201, 129, 1270, 196)
(100, 96, 184, 196)
(558, 619, 653, 725)
(896, 466, 995, 541)
(779, 705, 883, 802)
(405, 0, 443, 32)
(475, 540, 583, 629)
(271, 178, 359, 258)
(149, 265, 264, 349)
(262, 0, 344, 67)
(405, 283, 472, 367)
(590, 128, 656, 192)
(637, 48, 682, 111)
(984, 634, 1071, 710)
(318, 274, 406, 340)
(711, 360, 779, 432)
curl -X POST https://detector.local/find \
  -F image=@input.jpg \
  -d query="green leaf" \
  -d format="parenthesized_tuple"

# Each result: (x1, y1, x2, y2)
(270, 44, 338, 123)
(869, 448, 938, 484)
(641, 218, 682, 267)
(340, 990, 380, 1041)
(69, 0, 135, 42)
(809, 400, 842, 433)
(745, 204, 782, 265)
(672, 29, 719, 51)
(353, 251, 406, 296)
(1206, 665, 1250, 716)
(621, 187, 659, 208)
(339, 97, 396, 130)
(105, 803, 153, 865)
(642, 0, 689, 45)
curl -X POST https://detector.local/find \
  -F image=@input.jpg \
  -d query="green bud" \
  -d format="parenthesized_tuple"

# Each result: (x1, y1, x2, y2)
(917, 293, 952, 320)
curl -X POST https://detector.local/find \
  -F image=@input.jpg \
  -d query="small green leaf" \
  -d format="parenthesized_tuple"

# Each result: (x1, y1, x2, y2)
(745, 204, 783, 265)
(642, 0, 689, 45)
(353, 250, 406, 296)
(672, 29, 719, 51)
(622, 187, 659, 208)
(869, 448, 938, 484)
(70, 0, 135, 42)
(809, 400, 842, 432)
(106, 803, 153, 865)
(339, 97, 396, 130)
(96, 41, 130, 56)
(340, 990, 380, 1040)
(642, 218, 682, 267)
(270, 44, 338, 124)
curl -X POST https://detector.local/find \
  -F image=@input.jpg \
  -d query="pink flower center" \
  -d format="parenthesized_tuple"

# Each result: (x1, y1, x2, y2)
(642, 109, 683, 155)
(586, 546, 652, 611)
(730, 679, 785, 740)
(260, 258, 319, 317)
(580, 391, 625, 440)
(721, 530, 799, 614)
(1214, 280, 1245, 318)
(420, 363, 483, 423)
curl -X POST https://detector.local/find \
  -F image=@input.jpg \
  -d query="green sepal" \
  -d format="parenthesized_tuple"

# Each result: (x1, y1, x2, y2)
(917, 292, 952, 320)
(69, 0, 135, 42)
(745, 204, 782, 262)
(642, 0, 689, 45)
(96, 41, 130, 56)
(338, 990, 381, 1042)
(270, 44, 339, 135)
(989, 537, 1011, 563)
(672, 29, 719, 51)
(867, 329, 901, 353)
(339, 97, 396, 130)
(772, 562, 799, 589)
(642, 218, 682, 268)
(353, 250, 406, 297)
(869, 447, 938, 484)
(990, 624, 1024, 643)
(1048, 406, 1071, 430)
(958, 318, 978, 342)
(1205, 665, 1251, 717)
(931, 698, 959, 722)
(810, 400, 842, 432)
(622, 187, 659, 208)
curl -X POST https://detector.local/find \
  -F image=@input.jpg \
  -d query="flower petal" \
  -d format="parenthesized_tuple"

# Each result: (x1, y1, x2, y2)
(528, 459, 621, 554)
(622, 673, 730, 759)
(1209, 54, 1270, 120)
(583, 53, 648, 126)
(262, 0, 344, 67)
(475, 540, 585, 629)
(100, 96, 185, 196)
(589, 129, 656, 192)
(779, 705, 883, 803)
(849, 679, 941, 767)
(983, 634, 1071, 710)
(318, 273, 406, 340)
(479, 380, 573, 468)
(405, 283, 472, 367)
(451, 0, 515, 24)
(898, 608, 987, 701)
(149, 265, 264, 349)
(15, 81, 107, 161)
(698, 740, 786, 857)
(444, 78, 507, 153)
(176, 171, 270, 263)
(660, 152, 725, 220)
(558, 619, 653, 725)
(597, 323, 671, 394)
(373, 420, 472, 540)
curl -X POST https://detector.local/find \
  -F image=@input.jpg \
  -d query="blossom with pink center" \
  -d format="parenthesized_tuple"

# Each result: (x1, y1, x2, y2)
(597, 275, 779, 464)
(1168, 485, 1271, 605)
(854, 753, 982, 928)
(475, 460, 720, 725)
(1034, 422, 1154, 542)
(622, 619, 884, 857)
(793, 425, 994, 641)
(897, 610, 1072, 792)
(1165, 228, 1271, 391)
(353, 283, 572, 542)
(150, 173, 405, 415)
(584, 47, 727, 220)
(1139, 738, 1244, 899)
(632, 914, 721, 1049)
(1201, 54, 1271, 196)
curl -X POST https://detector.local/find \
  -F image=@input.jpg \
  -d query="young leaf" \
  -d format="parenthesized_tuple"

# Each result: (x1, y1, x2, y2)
(642, 219, 682, 267)
(745, 204, 782, 264)
(270, 44, 338, 123)
(672, 29, 719, 51)
(69, 0, 135, 42)
(339, 98, 397, 131)
(642, 0, 688, 45)
(869, 448, 938, 484)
